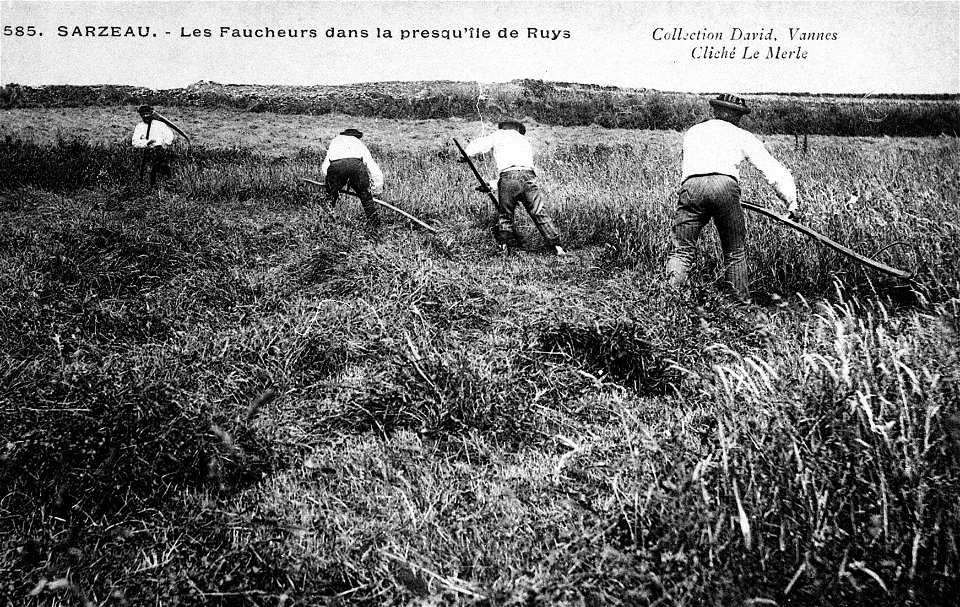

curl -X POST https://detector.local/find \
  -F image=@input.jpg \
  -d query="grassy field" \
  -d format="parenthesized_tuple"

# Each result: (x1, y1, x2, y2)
(1, 105, 959, 606)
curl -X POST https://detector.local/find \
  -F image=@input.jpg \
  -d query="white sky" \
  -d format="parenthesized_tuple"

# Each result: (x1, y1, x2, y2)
(1, 0, 957, 93)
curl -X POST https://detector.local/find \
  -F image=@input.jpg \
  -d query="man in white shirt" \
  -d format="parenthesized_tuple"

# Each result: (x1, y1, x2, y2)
(463, 119, 565, 255)
(132, 105, 177, 185)
(666, 94, 800, 303)
(320, 128, 385, 228)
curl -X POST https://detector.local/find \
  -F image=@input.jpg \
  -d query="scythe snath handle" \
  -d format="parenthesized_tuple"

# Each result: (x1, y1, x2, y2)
(453, 138, 503, 212)
(741, 201, 914, 279)
(363, 195, 439, 234)
(298, 177, 439, 234)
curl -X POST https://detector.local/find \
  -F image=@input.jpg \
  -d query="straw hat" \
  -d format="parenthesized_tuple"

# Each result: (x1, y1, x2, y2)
(709, 94, 750, 115)
(497, 119, 526, 135)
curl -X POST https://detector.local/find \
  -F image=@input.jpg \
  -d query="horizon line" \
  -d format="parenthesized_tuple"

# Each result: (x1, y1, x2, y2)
(5, 80, 959, 99)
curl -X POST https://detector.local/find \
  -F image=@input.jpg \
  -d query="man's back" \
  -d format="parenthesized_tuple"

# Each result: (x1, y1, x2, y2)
(682, 119, 795, 203)
(465, 129, 535, 173)
(681, 119, 752, 181)
(325, 134, 372, 161)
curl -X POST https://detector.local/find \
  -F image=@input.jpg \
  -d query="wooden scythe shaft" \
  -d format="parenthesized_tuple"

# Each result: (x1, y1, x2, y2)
(298, 177, 438, 234)
(363, 195, 439, 234)
(299, 177, 324, 187)
(740, 201, 913, 279)
(452, 138, 502, 211)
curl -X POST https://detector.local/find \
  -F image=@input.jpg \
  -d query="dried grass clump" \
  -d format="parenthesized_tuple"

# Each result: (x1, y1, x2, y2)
(336, 350, 539, 447)
(536, 319, 678, 394)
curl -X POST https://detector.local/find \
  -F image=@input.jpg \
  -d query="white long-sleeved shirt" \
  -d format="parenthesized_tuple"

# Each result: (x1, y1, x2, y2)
(682, 119, 797, 205)
(464, 130, 536, 174)
(132, 119, 175, 148)
(320, 134, 384, 194)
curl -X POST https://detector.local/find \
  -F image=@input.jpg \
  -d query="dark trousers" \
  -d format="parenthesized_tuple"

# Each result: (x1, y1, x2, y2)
(665, 174, 749, 301)
(496, 169, 560, 247)
(141, 148, 172, 186)
(325, 158, 379, 225)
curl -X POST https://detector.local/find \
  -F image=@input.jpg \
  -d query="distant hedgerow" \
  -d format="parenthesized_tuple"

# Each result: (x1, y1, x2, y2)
(4, 80, 958, 136)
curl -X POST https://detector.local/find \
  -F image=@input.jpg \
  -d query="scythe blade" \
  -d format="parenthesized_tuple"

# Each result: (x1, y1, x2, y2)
(151, 111, 191, 146)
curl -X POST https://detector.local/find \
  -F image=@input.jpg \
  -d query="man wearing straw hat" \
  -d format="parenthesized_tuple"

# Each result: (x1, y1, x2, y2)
(320, 128, 385, 228)
(665, 93, 800, 303)
(462, 119, 566, 255)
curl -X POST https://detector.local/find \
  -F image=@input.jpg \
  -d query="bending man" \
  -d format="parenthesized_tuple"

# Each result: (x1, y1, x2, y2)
(321, 128, 385, 228)
(463, 119, 566, 255)
(666, 94, 799, 303)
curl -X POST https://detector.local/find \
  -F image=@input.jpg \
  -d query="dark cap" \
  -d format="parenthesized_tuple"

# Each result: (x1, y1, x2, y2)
(709, 94, 750, 115)
(340, 128, 363, 138)
(137, 104, 154, 116)
(497, 119, 526, 135)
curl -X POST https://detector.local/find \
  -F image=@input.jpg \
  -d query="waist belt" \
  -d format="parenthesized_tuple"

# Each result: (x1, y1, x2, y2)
(500, 166, 535, 175)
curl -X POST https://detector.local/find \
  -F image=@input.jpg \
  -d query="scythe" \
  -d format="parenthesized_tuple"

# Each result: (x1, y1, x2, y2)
(741, 201, 913, 279)
(298, 177, 439, 234)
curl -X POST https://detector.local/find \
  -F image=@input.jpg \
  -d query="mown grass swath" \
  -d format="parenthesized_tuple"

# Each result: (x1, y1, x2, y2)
(0, 118, 957, 606)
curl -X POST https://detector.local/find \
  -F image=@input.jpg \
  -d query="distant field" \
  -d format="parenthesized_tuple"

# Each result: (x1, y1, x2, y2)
(3, 79, 958, 136)
(3, 104, 947, 159)
(1, 108, 958, 606)
(1, 106, 684, 157)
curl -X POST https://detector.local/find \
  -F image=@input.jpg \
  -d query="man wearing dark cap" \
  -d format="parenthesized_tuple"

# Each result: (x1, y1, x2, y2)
(463, 119, 566, 255)
(665, 94, 799, 303)
(132, 105, 177, 185)
(320, 128, 385, 228)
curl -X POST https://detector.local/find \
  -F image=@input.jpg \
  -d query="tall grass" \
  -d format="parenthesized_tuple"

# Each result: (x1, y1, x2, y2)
(1, 131, 957, 605)
(612, 295, 960, 604)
